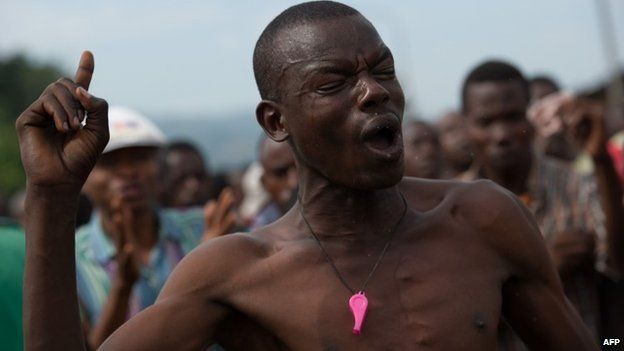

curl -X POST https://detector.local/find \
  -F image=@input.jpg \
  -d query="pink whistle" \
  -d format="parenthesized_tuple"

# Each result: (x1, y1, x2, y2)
(349, 291, 368, 335)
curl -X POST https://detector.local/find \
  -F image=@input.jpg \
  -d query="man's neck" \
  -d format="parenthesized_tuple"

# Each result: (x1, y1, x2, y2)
(294, 167, 407, 244)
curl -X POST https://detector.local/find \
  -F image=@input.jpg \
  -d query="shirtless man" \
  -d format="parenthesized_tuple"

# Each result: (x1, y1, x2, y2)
(19, 2, 598, 350)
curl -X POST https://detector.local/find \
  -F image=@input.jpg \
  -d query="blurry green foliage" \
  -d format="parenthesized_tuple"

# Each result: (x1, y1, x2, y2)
(0, 55, 64, 193)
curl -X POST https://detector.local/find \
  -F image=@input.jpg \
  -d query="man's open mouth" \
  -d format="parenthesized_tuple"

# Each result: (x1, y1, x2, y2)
(361, 115, 403, 160)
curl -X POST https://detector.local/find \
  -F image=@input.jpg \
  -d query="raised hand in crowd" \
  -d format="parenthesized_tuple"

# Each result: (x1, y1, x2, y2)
(85, 196, 143, 350)
(202, 187, 237, 242)
(531, 92, 624, 276)
(111, 199, 142, 287)
(529, 93, 607, 157)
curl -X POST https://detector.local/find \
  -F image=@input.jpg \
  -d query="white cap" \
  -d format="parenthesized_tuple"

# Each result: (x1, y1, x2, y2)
(104, 106, 166, 154)
(239, 161, 269, 219)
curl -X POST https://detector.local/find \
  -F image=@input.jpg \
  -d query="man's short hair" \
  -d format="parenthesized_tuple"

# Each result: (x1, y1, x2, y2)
(529, 75, 560, 91)
(253, 1, 360, 101)
(158, 140, 208, 180)
(164, 140, 203, 156)
(461, 60, 529, 113)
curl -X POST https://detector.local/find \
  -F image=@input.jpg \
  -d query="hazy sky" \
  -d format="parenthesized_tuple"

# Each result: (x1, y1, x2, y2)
(3, 0, 623, 120)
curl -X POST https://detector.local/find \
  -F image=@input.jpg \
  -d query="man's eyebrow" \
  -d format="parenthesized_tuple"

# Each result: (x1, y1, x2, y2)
(300, 59, 355, 76)
(372, 47, 393, 65)
(294, 45, 393, 77)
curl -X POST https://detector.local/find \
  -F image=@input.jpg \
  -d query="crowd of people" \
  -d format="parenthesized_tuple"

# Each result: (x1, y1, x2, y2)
(1, 1, 623, 350)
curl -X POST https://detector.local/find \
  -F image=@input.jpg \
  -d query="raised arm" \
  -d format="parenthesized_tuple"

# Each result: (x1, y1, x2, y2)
(17, 52, 254, 351)
(570, 99, 624, 277)
(465, 180, 599, 350)
(17, 51, 108, 351)
(532, 93, 624, 276)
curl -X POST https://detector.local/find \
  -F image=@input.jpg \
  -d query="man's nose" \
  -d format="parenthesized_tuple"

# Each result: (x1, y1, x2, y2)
(183, 176, 201, 192)
(357, 74, 390, 111)
(491, 123, 513, 147)
(287, 167, 298, 189)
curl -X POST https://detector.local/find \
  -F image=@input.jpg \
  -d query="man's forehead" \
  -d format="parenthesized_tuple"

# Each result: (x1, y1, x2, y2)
(167, 150, 202, 165)
(467, 81, 527, 107)
(274, 15, 386, 69)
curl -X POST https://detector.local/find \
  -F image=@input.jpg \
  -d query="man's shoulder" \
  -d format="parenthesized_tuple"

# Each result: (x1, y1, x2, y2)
(400, 177, 549, 278)
(399, 177, 512, 216)
(166, 232, 273, 298)
(399, 177, 531, 245)
(207, 230, 269, 252)
(399, 175, 496, 194)
(182, 232, 271, 274)
(398, 176, 458, 210)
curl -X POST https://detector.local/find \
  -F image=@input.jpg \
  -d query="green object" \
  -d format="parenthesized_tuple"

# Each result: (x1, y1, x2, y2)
(0, 219, 25, 351)
(0, 54, 63, 193)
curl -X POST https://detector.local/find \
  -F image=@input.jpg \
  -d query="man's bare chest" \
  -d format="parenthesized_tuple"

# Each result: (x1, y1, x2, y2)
(227, 229, 508, 351)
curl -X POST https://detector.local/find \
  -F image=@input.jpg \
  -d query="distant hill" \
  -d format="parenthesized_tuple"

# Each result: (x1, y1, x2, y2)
(152, 111, 264, 172)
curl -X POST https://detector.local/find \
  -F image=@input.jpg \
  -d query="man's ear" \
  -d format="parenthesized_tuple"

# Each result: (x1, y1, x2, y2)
(256, 100, 289, 142)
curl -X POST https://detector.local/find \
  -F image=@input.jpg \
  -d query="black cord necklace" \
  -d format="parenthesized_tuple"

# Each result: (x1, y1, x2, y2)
(297, 193, 408, 335)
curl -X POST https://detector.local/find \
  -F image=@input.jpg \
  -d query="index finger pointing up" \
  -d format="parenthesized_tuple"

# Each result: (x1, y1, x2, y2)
(74, 50, 95, 90)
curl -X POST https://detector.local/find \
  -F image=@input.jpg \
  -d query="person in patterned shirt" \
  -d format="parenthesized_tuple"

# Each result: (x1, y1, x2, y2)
(77, 107, 232, 350)
(459, 60, 624, 349)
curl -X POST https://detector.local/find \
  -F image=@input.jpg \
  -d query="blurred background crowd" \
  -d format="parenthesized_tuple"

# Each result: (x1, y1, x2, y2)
(1, 1, 623, 350)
